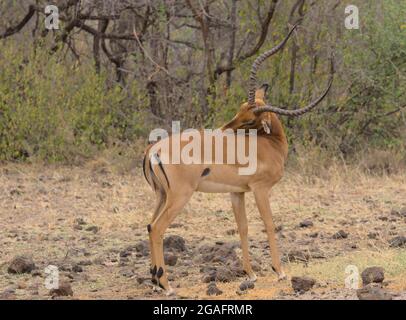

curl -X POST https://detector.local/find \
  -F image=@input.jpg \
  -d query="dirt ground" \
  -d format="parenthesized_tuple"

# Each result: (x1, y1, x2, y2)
(0, 163, 405, 300)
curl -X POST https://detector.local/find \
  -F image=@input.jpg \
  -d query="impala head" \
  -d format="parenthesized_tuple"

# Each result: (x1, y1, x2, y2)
(222, 83, 274, 134)
(222, 23, 334, 135)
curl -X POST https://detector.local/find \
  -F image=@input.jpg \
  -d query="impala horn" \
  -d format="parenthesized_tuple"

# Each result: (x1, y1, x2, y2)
(247, 24, 334, 117)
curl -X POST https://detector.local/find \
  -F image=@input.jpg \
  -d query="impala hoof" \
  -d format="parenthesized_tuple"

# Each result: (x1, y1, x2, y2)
(248, 273, 258, 282)
(277, 272, 287, 281)
(166, 287, 176, 296)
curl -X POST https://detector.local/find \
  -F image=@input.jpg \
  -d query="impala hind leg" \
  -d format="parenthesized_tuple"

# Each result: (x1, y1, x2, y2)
(148, 190, 165, 285)
(230, 192, 257, 281)
(149, 192, 192, 295)
(253, 189, 286, 280)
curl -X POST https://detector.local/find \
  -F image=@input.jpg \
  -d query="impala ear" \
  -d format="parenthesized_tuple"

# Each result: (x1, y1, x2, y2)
(255, 83, 269, 101)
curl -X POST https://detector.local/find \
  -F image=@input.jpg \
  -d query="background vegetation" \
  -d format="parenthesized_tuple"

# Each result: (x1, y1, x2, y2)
(0, 0, 405, 173)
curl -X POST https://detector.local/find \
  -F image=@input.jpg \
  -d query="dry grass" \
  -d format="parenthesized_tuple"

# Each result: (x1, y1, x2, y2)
(0, 162, 405, 300)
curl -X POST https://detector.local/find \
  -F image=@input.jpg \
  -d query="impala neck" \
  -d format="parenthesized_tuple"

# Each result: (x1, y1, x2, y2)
(220, 113, 288, 160)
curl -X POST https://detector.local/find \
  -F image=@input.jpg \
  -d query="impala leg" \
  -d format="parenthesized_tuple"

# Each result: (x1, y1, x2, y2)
(148, 191, 165, 285)
(150, 193, 192, 295)
(230, 192, 257, 281)
(253, 190, 286, 281)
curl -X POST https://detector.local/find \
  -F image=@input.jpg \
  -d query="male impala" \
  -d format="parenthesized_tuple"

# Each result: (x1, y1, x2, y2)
(143, 25, 334, 295)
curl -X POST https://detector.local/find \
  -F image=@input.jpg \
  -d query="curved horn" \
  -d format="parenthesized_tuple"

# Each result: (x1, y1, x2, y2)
(247, 23, 299, 107)
(254, 58, 335, 117)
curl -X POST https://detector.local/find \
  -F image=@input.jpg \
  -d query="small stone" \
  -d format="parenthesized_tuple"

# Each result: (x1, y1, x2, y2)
(120, 268, 135, 278)
(206, 282, 223, 296)
(135, 240, 150, 256)
(332, 230, 348, 239)
(49, 281, 73, 297)
(31, 270, 42, 277)
(74, 218, 86, 225)
(391, 208, 406, 218)
(164, 235, 186, 252)
(85, 226, 99, 233)
(361, 267, 384, 285)
(164, 253, 178, 266)
(299, 220, 313, 228)
(291, 276, 316, 293)
(215, 267, 235, 282)
(239, 280, 255, 291)
(120, 250, 132, 258)
(72, 265, 83, 273)
(368, 232, 379, 239)
(389, 236, 406, 248)
(8, 256, 36, 274)
(286, 250, 310, 263)
(275, 225, 283, 232)
(357, 283, 392, 300)
(202, 270, 217, 283)
(78, 260, 92, 266)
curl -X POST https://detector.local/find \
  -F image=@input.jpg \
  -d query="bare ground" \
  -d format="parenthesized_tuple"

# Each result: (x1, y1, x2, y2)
(0, 163, 405, 300)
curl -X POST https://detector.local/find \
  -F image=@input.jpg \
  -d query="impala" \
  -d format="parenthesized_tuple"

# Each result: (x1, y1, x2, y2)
(143, 24, 334, 295)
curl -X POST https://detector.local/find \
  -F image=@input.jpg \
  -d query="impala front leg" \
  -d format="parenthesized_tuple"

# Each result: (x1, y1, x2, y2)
(230, 192, 257, 281)
(253, 189, 286, 280)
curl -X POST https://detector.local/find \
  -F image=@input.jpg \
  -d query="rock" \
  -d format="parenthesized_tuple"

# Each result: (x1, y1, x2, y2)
(49, 281, 73, 297)
(199, 242, 238, 264)
(164, 253, 178, 266)
(215, 267, 235, 282)
(391, 208, 406, 218)
(286, 250, 310, 263)
(291, 276, 316, 293)
(251, 261, 262, 272)
(74, 218, 86, 226)
(164, 235, 186, 252)
(120, 249, 132, 258)
(8, 256, 36, 274)
(239, 280, 255, 291)
(275, 225, 283, 232)
(0, 287, 16, 299)
(226, 229, 237, 235)
(72, 264, 83, 273)
(202, 265, 240, 283)
(299, 220, 313, 228)
(332, 230, 348, 239)
(361, 267, 384, 285)
(368, 232, 379, 239)
(85, 225, 99, 233)
(228, 259, 245, 277)
(120, 268, 135, 278)
(357, 283, 392, 300)
(206, 282, 223, 296)
(389, 236, 406, 248)
(202, 270, 217, 283)
(31, 270, 42, 277)
(309, 232, 318, 238)
(10, 189, 22, 196)
(135, 240, 150, 256)
(136, 275, 149, 285)
(78, 260, 92, 266)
